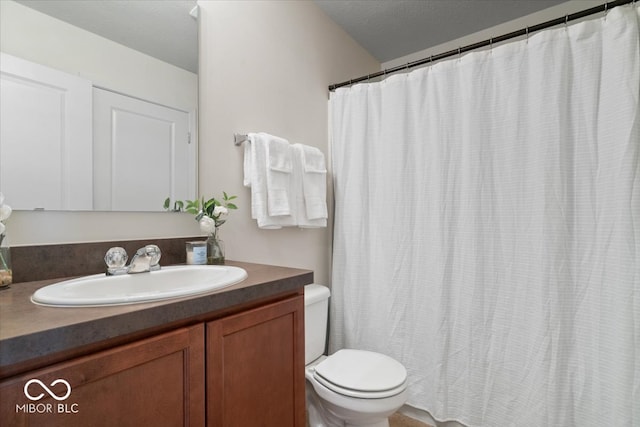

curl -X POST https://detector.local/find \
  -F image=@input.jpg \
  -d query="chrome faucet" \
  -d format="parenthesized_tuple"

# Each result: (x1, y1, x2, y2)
(104, 245, 161, 275)
(127, 245, 162, 273)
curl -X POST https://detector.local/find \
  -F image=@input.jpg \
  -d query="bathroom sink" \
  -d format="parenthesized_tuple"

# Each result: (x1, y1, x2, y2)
(31, 265, 248, 307)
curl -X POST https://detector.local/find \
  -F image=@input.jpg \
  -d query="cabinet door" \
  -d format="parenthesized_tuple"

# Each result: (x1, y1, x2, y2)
(207, 295, 305, 427)
(0, 324, 205, 427)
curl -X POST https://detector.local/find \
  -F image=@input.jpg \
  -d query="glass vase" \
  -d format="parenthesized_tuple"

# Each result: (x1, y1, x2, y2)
(206, 234, 225, 265)
(0, 245, 11, 288)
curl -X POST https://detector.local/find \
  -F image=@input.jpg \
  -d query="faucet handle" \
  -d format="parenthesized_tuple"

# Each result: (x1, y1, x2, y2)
(143, 244, 162, 267)
(105, 247, 128, 275)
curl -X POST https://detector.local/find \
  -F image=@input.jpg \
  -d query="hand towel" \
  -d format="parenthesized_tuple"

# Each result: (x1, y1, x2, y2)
(299, 144, 328, 220)
(245, 133, 295, 229)
(292, 144, 327, 228)
(243, 136, 253, 188)
(265, 134, 293, 216)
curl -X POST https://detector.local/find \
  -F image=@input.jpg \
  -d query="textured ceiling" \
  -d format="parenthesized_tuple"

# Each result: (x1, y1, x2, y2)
(313, 0, 566, 63)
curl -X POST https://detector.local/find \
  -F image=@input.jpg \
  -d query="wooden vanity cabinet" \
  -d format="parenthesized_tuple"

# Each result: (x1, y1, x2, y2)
(0, 293, 305, 427)
(0, 324, 205, 427)
(206, 294, 305, 427)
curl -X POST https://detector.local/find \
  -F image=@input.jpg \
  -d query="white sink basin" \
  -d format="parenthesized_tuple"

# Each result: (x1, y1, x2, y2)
(31, 265, 248, 307)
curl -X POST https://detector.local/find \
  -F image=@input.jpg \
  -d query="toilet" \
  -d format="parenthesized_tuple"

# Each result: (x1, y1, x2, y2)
(305, 284, 408, 427)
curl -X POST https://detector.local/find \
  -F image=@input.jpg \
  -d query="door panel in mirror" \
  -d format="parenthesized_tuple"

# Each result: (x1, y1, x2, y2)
(0, 53, 92, 210)
(93, 88, 196, 212)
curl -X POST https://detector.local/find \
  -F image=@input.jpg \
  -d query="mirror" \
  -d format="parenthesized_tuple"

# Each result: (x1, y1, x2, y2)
(0, 0, 199, 212)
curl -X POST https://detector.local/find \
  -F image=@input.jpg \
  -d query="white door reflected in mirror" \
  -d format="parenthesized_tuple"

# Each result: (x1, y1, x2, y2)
(93, 88, 196, 211)
(0, 53, 93, 211)
(0, 54, 197, 212)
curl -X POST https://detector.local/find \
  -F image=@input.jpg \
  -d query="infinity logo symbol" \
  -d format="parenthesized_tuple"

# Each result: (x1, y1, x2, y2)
(24, 379, 72, 401)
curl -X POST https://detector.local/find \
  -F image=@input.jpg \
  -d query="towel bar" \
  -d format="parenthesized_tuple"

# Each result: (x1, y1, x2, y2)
(234, 133, 249, 146)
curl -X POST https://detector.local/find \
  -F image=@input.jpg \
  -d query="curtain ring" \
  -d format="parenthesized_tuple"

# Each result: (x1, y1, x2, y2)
(458, 47, 462, 60)
(565, 14, 569, 26)
(604, 2, 608, 19)
(525, 26, 529, 42)
(490, 37, 493, 51)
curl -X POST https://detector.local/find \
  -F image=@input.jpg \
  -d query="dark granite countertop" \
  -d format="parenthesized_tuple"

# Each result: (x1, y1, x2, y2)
(0, 260, 313, 378)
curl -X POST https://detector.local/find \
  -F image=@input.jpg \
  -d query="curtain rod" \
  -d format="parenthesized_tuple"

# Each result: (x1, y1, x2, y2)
(328, 0, 635, 91)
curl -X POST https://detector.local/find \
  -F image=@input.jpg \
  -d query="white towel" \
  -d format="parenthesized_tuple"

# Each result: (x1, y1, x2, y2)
(299, 144, 328, 220)
(292, 144, 327, 228)
(265, 134, 293, 216)
(243, 137, 253, 188)
(244, 133, 295, 229)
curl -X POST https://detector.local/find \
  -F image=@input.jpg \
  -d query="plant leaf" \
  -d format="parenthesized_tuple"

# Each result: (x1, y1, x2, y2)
(163, 197, 171, 210)
(204, 199, 216, 216)
(186, 200, 199, 211)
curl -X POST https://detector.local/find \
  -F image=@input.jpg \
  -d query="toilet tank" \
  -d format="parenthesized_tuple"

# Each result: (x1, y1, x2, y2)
(304, 284, 331, 365)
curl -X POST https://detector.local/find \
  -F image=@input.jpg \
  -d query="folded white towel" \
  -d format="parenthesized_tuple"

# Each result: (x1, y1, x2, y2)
(245, 133, 295, 229)
(265, 134, 293, 217)
(301, 145, 327, 174)
(243, 137, 253, 188)
(299, 144, 328, 220)
(292, 144, 327, 228)
(246, 133, 263, 221)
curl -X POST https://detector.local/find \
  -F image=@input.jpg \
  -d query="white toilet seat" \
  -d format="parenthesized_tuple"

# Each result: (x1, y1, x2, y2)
(313, 349, 407, 399)
(313, 372, 407, 399)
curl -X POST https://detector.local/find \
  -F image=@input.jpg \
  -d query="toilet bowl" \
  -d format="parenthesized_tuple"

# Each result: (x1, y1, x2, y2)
(305, 284, 408, 427)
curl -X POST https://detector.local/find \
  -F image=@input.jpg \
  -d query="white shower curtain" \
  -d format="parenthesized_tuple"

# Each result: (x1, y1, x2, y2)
(330, 5, 639, 427)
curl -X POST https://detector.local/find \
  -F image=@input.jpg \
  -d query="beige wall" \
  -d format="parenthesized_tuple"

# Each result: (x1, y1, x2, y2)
(197, 0, 379, 285)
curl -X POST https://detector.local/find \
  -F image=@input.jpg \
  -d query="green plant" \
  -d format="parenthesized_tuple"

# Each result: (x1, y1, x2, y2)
(164, 192, 238, 234)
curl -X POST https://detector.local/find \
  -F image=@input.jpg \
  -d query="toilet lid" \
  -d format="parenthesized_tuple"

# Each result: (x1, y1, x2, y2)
(314, 349, 407, 398)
